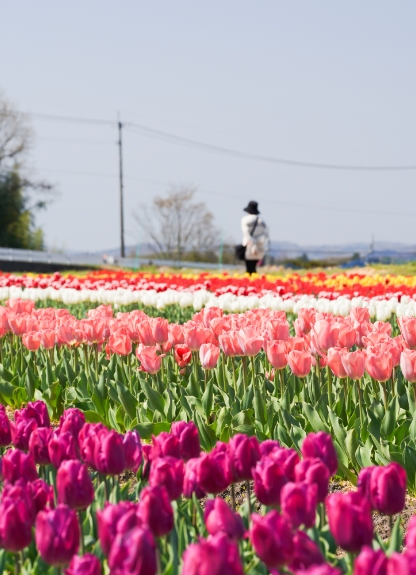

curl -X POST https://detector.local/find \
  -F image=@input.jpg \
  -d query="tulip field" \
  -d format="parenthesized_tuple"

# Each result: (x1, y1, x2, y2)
(2, 269, 416, 573)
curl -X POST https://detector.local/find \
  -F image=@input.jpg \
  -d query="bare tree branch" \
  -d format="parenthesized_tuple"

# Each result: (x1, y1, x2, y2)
(0, 90, 32, 168)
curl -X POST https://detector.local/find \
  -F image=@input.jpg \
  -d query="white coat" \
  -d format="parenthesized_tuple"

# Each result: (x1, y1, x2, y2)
(241, 214, 269, 260)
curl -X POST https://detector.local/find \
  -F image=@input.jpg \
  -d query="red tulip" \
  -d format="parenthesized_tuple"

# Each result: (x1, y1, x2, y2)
(65, 553, 101, 575)
(287, 350, 312, 378)
(301, 432, 338, 476)
(182, 533, 243, 575)
(137, 485, 174, 537)
(250, 510, 294, 568)
(171, 421, 200, 461)
(57, 460, 95, 511)
(365, 350, 393, 382)
(2, 448, 38, 483)
(281, 481, 318, 529)
(108, 526, 157, 575)
(326, 492, 373, 552)
(266, 340, 288, 370)
(204, 498, 245, 540)
(199, 343, 220, 369)
(149, 456, 184, 500)
(35, 505, 80, 567)
(174, 345, 192, 367)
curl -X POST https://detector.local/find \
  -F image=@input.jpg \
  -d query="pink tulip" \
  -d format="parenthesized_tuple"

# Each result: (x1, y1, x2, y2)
(218, 333, 237, 356)
(136, 345, 164, 374)
(286, 336, 306, 352)
(40, 329, 56, 349)
(336, 320, 356, 349)
(183, 324, 209, 351)
(22, 331, 41, 351)
(401, 349, 416, 382)
(150, 317, 169, 344)
(82, 319, 106, 344)
(362, 332, 390, 347)
(263, 319, 290, 342)
(7, 298, 35, 314)
(168, 323, 185, 346)
(296, 308, 316, 335)
(287, 350, 312, 378)
(237, 327, 263, 356)
(327, 347, 347, 378)
(108, 332, 132, 356)
(311, 319, 340, 354)
(266, 340, 287, 370)
(199, 343, 220, 370)
(135, 320, 156, 346)
(350, 307, 370, 323)
(341, 350, 366, 380)
(365, 350, 393, 382)
(398, 316, 416, 350)
(8, 313, 28, 336)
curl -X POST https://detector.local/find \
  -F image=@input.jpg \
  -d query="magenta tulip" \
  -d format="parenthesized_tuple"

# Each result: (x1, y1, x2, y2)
(183, 458, 206, 499)
(57, 460, 95, 511)
(10, 417, 38, 451)
(326, 492, 373, 552)
(97, 502, 140, 556)
(353, 547, 387, 575)
(369, 463, 406, 515)
(301, 432, 338, 476)
(0, 407, 11, 446)
(65, 553, 101, 575)
(149, 456, 184, 500)
(250, 510, 294, 568)
(281, 481, 318, 529)
(204, 498, 245, 540)
(228, 433, 261, 482)
(196, 442, 232, 494)
(253, 457, 288, 506)
(171, 421, 201, 461)
(29, 427, 52, 465)
(15, 400, 50, 428)
(289, 531, 324, 572)
(94, 428, 126, 475)
(182, 533, 243, 575)
(269, 447, 300, 481)
(59, 408, 85, 437)
(123, 430, 143, 473)
(49, 431, 79, 468)
(137, 486, 174, 537)
(35, 505, 80, 567)
(2, 448, 38, 483)
(29, 478, 55, 515)
(0, 482, 33, 552)
(151, 432, 181, 460)
(259, 439, 280, 457)
(108, 526, 157, 575)
(295, 458, 331, 503)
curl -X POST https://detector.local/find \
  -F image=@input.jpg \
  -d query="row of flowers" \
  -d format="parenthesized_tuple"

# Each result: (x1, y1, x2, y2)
(0, 399, 414, 574)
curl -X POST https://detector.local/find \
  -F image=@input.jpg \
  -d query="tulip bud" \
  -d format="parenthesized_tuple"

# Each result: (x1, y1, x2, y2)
(123, 430, 142, 473)
(182, 533, 243, 575)
(295, 458, 330, 503)
(0, 481, 34, 552)
(65, 553, 101, 575)
(326, 492, 373, 552)
(353, 547, 388, 575)
(250, 510, 294, 568)
(288, 531, 324, 572)
(97, 501, 140, 556)
(29, 427, 53, 465)
(204, 498, 245, 540)
(301, 432, 338, 476)
(35, 505, 80, 567)
(137, 486, 174, 537)
(149, 456, 184, 500)
(57, 460, 95, 511)
(196, 442, 232, 494)
(108, 526, 157, 575)
(29, 478, 55, 515)
(151, 432, 181, 460)
(183, 458, 206, 499)
(49, 431, 79, 468)
(2, 448, 38, 483)
(228, 433, 261, 482)
(59, 408, 85, 438)
(281, 481, 318, 529)
(171, 421, 200, 461)
(0, 408, 11, 446)
(253, 457, 288, 506)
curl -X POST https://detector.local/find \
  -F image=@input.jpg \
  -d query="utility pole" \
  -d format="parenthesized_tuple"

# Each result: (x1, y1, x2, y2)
(118, 115, 125, 258)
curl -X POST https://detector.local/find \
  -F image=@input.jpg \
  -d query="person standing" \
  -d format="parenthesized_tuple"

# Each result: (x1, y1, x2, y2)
(241, 201, 269, 274)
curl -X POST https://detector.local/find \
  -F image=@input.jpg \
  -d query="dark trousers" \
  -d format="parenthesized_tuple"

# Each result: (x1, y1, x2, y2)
(245, 259, 258, 274)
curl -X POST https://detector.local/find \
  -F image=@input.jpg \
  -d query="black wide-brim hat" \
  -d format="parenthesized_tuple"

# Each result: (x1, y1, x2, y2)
(244, 201, 260, 215)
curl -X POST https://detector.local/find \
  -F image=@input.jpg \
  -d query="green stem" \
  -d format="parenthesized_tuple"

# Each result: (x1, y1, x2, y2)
(279, 369, 285, 399)
(357, 378, 364, 424)
(242, 356, 248, 390)
(326, 365, 333, 408)
(14, 553, 20, 575)
(78, 511, 84, 555)
(231, 357, 237, 391)
(381, 382, 388, 412)
(250, 356, 256, 388)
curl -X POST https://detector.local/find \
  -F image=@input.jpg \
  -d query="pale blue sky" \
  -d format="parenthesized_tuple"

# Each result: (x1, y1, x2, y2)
(1, 1, 416, 252)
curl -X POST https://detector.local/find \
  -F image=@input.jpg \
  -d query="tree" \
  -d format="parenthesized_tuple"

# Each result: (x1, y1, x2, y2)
(0, 90, 52, 249)
(134, 186, 219, 261)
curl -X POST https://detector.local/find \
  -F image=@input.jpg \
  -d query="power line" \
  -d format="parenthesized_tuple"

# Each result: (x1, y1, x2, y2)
(31, 111, 416, 171)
